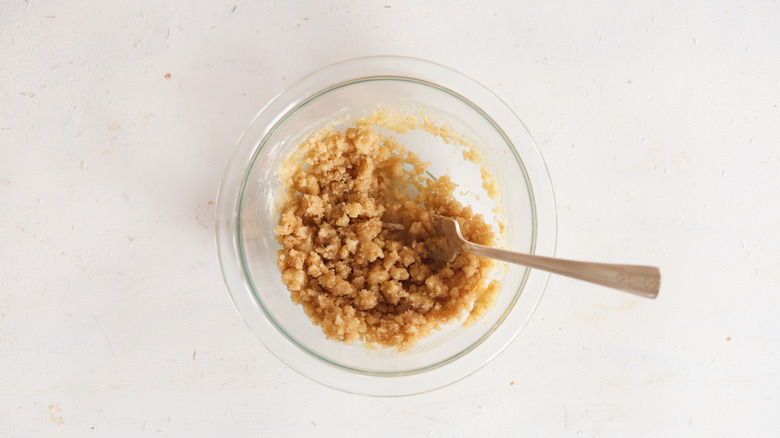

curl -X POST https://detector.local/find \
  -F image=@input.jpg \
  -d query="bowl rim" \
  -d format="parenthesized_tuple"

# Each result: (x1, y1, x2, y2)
(215, 55, 557, 396)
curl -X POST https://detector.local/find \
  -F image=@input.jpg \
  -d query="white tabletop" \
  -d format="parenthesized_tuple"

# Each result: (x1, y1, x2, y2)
(3, 1, 779, 436)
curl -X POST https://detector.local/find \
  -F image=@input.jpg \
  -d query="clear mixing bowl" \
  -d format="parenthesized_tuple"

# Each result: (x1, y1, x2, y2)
(216, 56, 556, 396)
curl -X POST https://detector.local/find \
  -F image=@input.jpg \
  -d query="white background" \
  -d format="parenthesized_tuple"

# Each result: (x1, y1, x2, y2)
(2, 0, 779, 436)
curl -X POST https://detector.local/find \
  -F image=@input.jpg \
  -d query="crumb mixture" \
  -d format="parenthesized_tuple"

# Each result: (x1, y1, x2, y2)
(275, 121, 499, 350)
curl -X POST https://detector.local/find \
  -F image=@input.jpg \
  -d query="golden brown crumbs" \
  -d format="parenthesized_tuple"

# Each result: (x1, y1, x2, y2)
(274, 121, 499, 351)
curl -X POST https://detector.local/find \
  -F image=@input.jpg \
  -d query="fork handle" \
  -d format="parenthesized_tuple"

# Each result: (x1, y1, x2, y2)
(463, 242, 660, 298)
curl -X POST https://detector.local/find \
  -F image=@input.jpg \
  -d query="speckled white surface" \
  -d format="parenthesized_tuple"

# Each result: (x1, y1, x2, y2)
(2, 0, 779, 436)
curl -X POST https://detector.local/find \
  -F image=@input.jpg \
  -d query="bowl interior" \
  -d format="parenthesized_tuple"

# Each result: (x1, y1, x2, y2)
(236, 78, 536, 375)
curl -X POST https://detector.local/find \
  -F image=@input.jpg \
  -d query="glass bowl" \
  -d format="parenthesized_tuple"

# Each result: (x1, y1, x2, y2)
(216, 56, 556, 396)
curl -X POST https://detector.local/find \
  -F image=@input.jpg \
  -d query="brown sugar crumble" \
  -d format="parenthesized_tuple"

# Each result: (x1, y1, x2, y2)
(274, 121, 500, 350)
